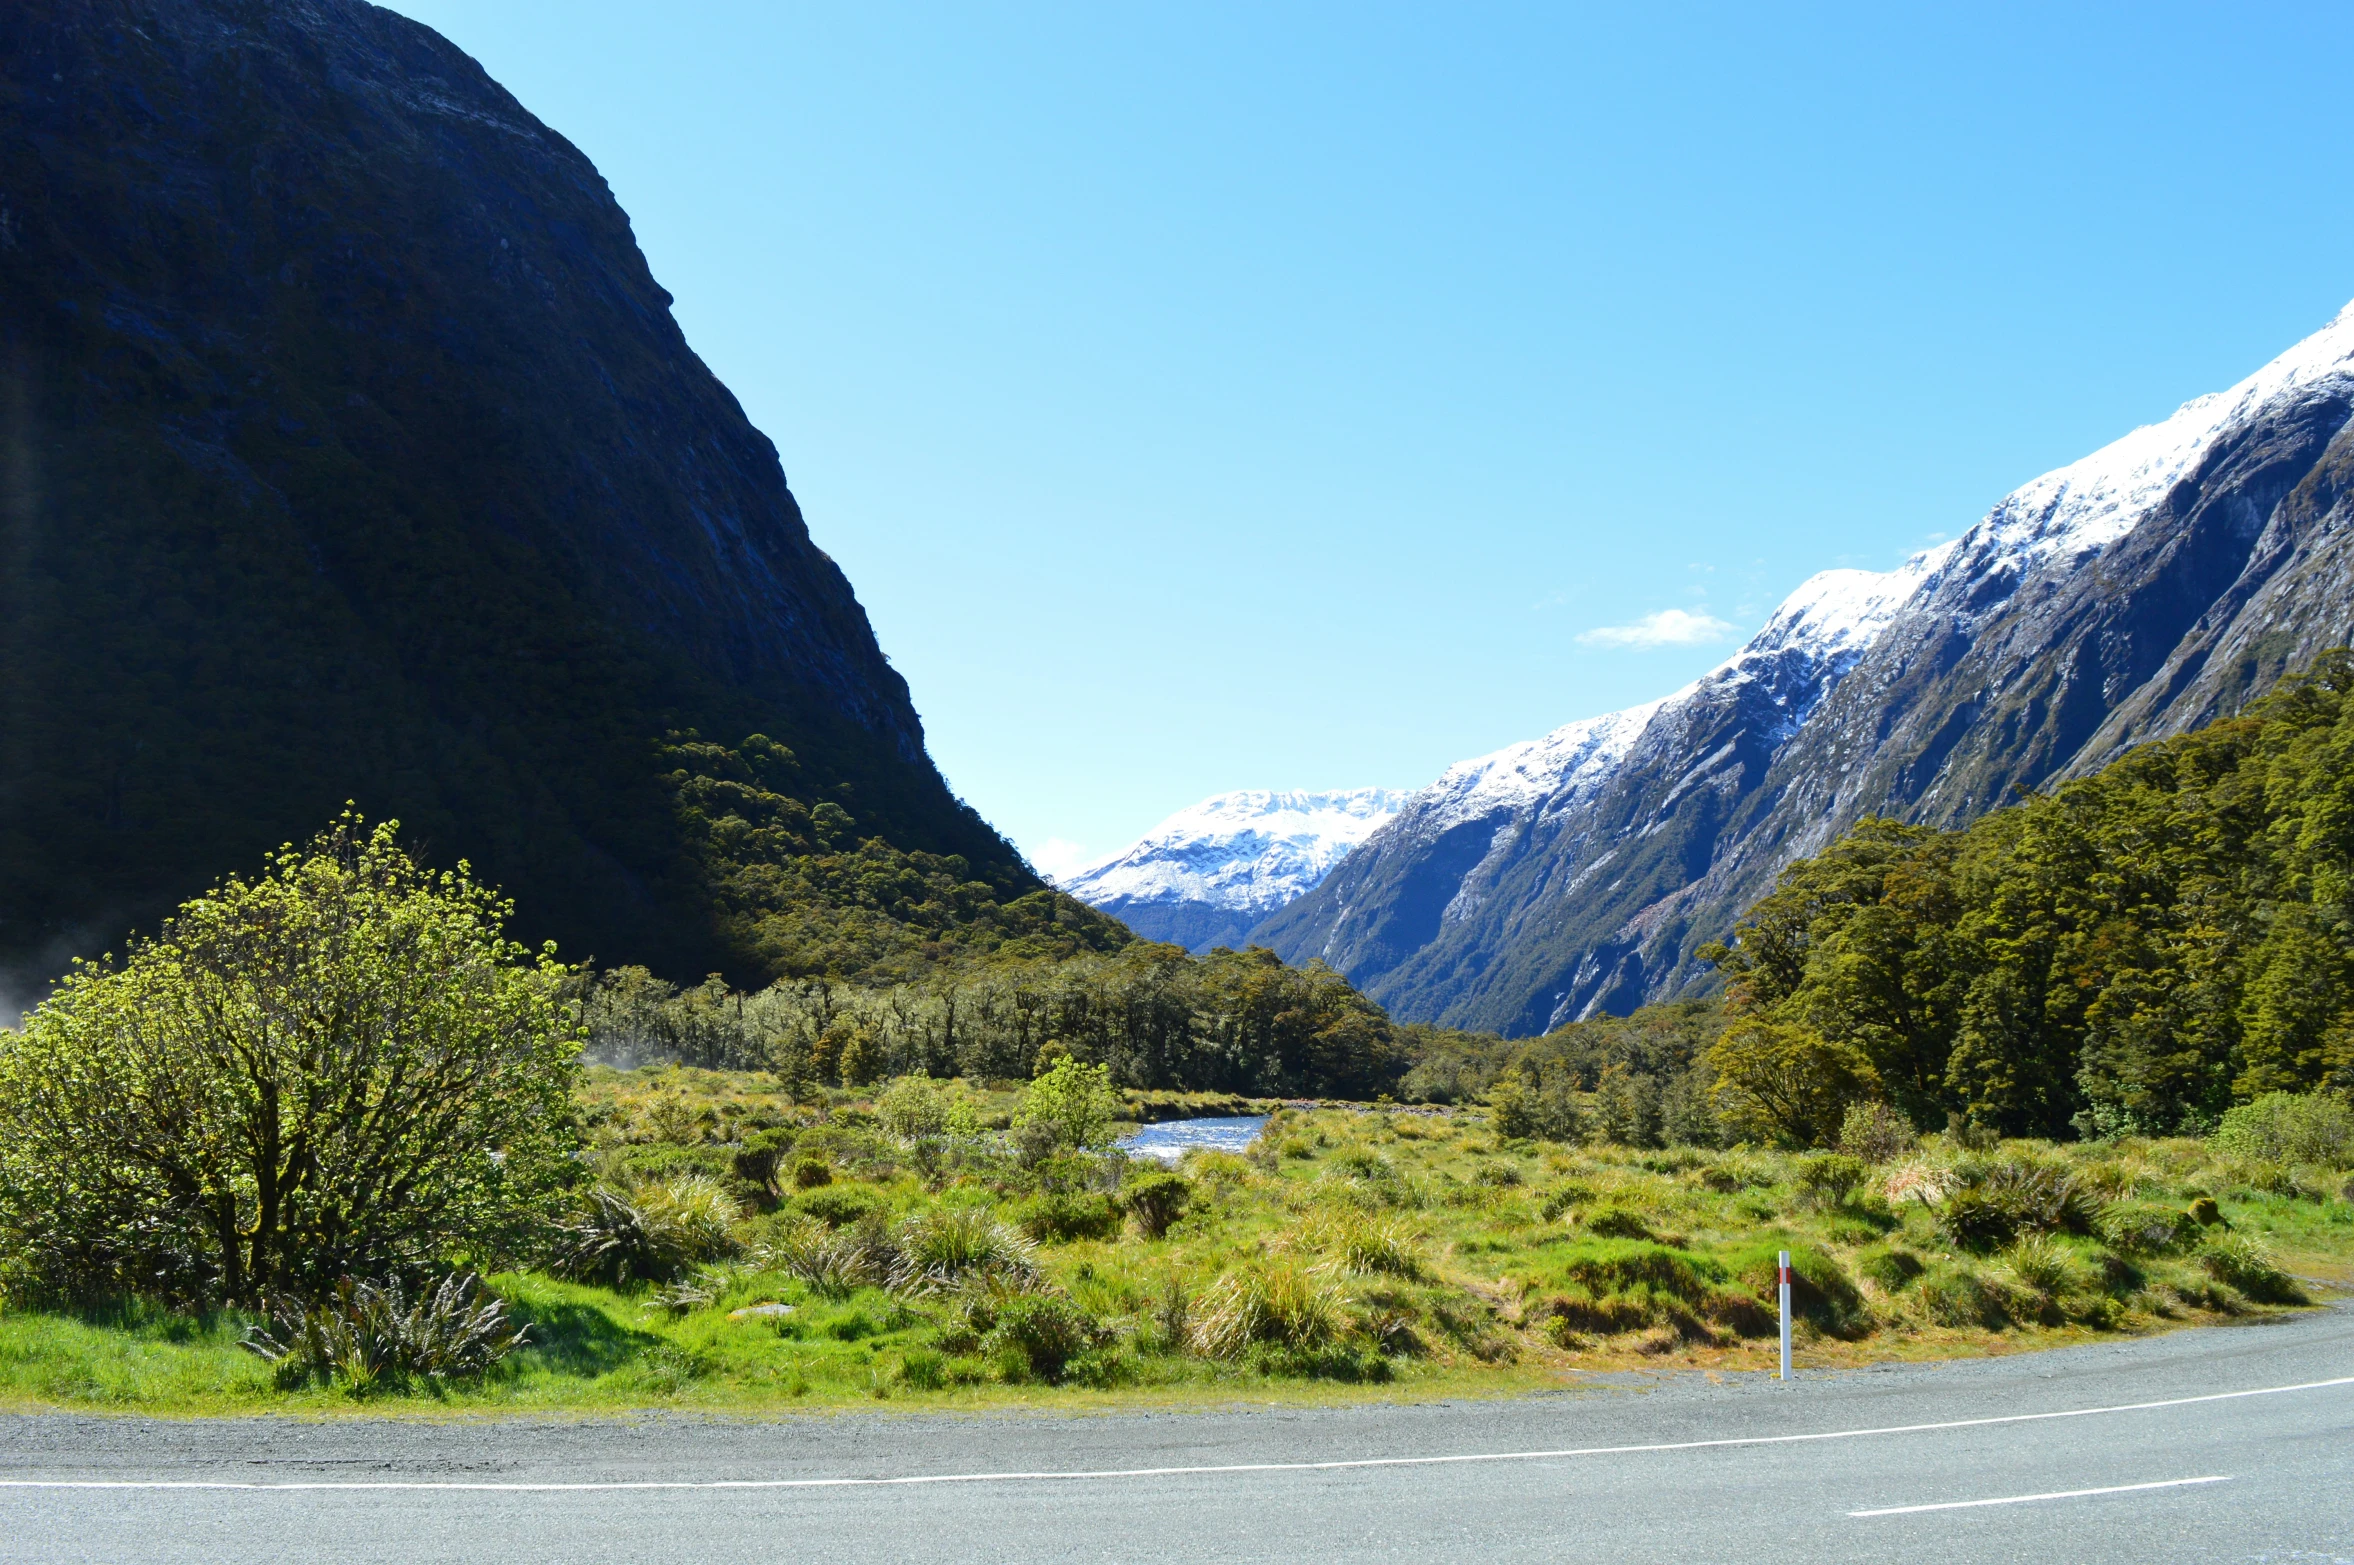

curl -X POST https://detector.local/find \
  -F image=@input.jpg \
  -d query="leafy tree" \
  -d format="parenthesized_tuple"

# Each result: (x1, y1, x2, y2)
(1706, 1018, 1880, 1148)
(1702, 652, 2354, 1136)
(0, 815, 581, 1305)
(1019, 1058, 1119, 1153)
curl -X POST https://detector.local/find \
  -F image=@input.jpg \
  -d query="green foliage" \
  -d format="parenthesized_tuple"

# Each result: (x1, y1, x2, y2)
(1012, 1192, 1123, 1244)
(551, 1180, 743, 1288)
(0, 816, 580, 1306)
(1856, 1246, 1925, 1291)
(241, 1273, 527, 1392)
(1795, 1154, 1869, 1209)
(661, 735, 1132, 988)
(986, 1294, 1101, 1382)
(1707, 654, 2354, 1137)
(2196, 1232, 2307, 1305)
(1020, 1059, 1121, 1154)
(580, 940, 1410, 1101)
(1706, 1018, 1880, 1147)
(1838, 1100, 1919, 1164)
(1122, 1173, 1193, 1239)
(2213, 1091, 2354, 1168)
(1190, 1263, 1345, 1358)
(795, 1185, 890, 1230)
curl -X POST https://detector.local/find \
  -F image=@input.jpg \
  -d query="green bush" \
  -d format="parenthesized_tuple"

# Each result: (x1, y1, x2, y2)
(1122, 1173, 1192, 1239)
(1939, 1162, 2103, 1251)
(2099, 1201, 2198, 1255)
(888, 1208, 1037, 1293)
(1838, 1101, 1918, 1164)
(0, 816, 580, 1305)
(2213, 1092, 2354, 1169)
(1795, 1154, 1869, 1209)
(796, 1185, 888, 1229)
(1191, 1263, 1345, 1358)
(731, 1128, 798, 1201)
(1917, 1262, 2008, 1329)
(1012, 1192, 1122, 1243)
(988, 1295, 1100, 1381)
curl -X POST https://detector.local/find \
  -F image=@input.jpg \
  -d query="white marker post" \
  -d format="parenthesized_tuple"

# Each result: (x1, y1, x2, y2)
(1777, 1249, 1793, 1382)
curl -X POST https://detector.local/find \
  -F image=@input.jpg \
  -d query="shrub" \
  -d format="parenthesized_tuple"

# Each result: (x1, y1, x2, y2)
(1795, 1154, 1869, 1209)
(2213, 1092, 2354, 1169)
(731, 1128, 798, 1202)
(1535, 1241, 1769, 1343)
(988, 1295, 1101, 1382)
(0, 816, 580, 1304)
(1012, 1192, 1122, 1243)
(2002, 1234, 2084, 1299)
(240, 1272, 526, 1392)
(2197, 1234, 2307, 1305)
(790, 1157, 834, 1190)
(1938, 1162, 2102, 1251)
(551, 1179, 742, 1287)
(888, 1208, 1038, 1294)
(1838, 1101, 1918, 1164)
(1191, 1264, 1346, 1358)
(2099, 1201, 2198, 1256)
(1706, 1018, 1880, 1147)
(1018, 1060, 1119, 1155)
(797, 1184, 889, 1229)
(1122, 1173, 1193, 1239)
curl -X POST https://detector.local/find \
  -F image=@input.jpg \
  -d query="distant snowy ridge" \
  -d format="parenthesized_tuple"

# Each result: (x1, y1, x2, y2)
(1062, 788, 1407, 913)
(1253, 298, 2354, 1033)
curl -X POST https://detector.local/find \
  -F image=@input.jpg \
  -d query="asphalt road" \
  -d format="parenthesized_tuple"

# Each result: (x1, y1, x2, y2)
(3, 1304, 2350, 1564)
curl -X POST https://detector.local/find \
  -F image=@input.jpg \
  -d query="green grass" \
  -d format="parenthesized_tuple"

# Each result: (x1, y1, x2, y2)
(4, 1073, 2349, 1416)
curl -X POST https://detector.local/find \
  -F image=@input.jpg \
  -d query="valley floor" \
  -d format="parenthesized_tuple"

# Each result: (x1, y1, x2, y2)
(0, 1071, 2347, 1419)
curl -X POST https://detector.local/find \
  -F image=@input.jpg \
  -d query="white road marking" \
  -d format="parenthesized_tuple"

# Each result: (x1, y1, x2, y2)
(0, 1375, 2343, 1495)
(1851, 1474, 2232, 1517)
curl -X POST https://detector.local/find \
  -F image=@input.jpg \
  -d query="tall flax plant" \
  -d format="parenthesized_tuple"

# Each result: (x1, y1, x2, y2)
(0, 813, 582, 1304)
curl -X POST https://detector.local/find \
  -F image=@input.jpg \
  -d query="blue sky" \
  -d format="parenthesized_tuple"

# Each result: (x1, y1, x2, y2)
(385, 2, 2354, 876)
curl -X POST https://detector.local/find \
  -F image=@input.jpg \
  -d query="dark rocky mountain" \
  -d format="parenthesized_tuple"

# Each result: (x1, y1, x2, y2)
(0, 0, 1036, 984)
(1256, 304, 2354, 1036)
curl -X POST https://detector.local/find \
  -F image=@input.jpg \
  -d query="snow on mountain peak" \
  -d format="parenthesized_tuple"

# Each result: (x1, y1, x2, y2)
(1983, 298, 2354, 566)
(1058, 788, 1410, 914)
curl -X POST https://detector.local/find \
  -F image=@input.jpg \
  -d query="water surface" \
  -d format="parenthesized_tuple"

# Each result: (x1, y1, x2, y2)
(1119, 1115, 1267, 1163)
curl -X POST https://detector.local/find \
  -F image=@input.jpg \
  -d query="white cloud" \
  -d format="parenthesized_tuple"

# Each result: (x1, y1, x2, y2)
(1577, 608, 1735, 648)
(1027, 837, 1096, 883)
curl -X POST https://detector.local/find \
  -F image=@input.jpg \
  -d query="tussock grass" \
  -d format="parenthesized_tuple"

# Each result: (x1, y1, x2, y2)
(4, 1071, 2350, 1414)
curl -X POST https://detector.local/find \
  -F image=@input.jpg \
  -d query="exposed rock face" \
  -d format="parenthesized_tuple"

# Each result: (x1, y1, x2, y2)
(1060, 789, 1405, 952)
(0, 0, 1020, 979)
(1257, 303, 2354, 1035)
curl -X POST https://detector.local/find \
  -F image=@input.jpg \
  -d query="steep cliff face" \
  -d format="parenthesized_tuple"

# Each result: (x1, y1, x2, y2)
(0, 0, 1024, 980)
(1258, 303, 2354, 1035)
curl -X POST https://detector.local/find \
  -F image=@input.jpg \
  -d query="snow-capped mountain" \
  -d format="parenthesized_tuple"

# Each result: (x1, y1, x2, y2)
(1058, 789, 1408, 952)
(1255, 299, 2354, 1034)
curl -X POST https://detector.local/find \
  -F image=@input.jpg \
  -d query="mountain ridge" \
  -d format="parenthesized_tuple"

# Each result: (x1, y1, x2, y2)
(1059, 788, 1405, 952)
(1254, 300, 2354, 1035)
